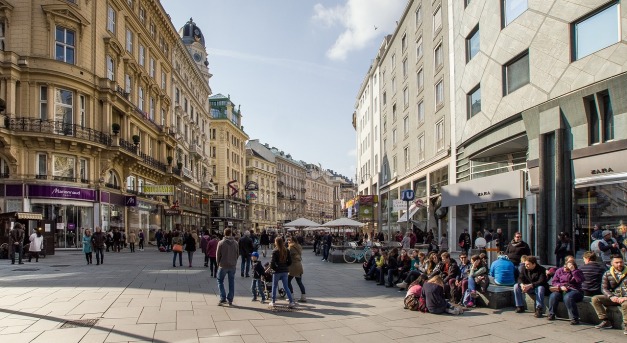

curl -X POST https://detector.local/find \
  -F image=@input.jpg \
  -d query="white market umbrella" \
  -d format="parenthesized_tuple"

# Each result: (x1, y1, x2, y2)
(286, 227, 299, 232)
(284, 218, 321, 227)
(322, 217, 366, 227)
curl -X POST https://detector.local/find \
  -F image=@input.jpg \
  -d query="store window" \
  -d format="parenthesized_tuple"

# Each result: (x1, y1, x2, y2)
(574, 183, 627, 247)
(52, 155, 75, 181)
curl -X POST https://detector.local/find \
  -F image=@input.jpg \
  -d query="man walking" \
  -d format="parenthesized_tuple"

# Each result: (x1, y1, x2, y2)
(9, 223, 25, 264)
(238, 231, 254, 277)
(322, 231, 332, 262)
(91, 226, 106, 265)
(592, 255, 627, 334)
(217, 228, 239, 306)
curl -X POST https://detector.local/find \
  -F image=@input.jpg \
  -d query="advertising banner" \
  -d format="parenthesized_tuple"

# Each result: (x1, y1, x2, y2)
(143, 185, 174, 195)
(28, 185, 96, 201)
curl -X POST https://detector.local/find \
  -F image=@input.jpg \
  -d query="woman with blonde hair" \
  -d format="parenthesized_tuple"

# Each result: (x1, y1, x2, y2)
(269, 237, 296, 308)
(421, 275, 463, 315)
(287, 236, 307, 302)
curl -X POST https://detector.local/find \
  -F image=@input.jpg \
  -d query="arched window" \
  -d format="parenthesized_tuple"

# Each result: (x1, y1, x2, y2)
(107, 170, 120, 189)
(0, 158, 9, 178)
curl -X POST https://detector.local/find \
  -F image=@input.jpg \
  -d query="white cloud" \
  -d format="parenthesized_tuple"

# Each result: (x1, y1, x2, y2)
(312, 0, 407, 61)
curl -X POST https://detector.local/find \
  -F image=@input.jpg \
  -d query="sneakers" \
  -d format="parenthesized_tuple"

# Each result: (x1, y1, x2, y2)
(252, 298, 257, 302)
(595, 320, 613, 329)
(623, 330, 626, 335)
(446, 307, 463, 315)
(547, 314, 555, 321)
(570, 319, 580, 325)
(218, 300, 228, 306)
(268, 301, 275, 307)
(288, 302, 296, 308)
(260, 299, 266, 304)
(515, 306, 525, 313)
(299, 295, 307, 303)
(466, 301, 475, 308)
(534, 307, 543, 318)
(396, 281, 408, 289)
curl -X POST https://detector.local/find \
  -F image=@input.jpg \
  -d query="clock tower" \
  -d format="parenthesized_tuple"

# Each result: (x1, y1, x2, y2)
(178, 18, 211, 84)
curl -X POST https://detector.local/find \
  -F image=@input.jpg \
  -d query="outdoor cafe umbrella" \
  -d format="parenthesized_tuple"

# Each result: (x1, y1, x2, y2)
(284, 218, 320, 227)
(321, 217, 365, 227)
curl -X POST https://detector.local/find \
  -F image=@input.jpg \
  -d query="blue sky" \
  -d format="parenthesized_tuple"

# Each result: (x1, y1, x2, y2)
(161, 0, 406, 180)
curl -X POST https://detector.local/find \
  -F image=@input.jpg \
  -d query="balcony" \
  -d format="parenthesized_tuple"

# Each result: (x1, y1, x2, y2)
(115, 85, 130, 101)
(181, 167, 193, 180)
(190, 144, 202, 158)
(4, 117, 112, 146)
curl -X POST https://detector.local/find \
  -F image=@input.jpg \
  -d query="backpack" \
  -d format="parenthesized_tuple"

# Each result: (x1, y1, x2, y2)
(403, 294, 428, 312)
(590, 240, 603, 253)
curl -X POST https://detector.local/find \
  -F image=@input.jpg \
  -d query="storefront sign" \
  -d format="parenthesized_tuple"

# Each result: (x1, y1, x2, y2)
(441, 170, 524, 207)
(6, 184, 23, 197)
(125, 196, 137, 207)
(164, 209, 181, 216)
(573, 150, 627, 180)
(244, 181, 259, 191)
(358, 195, 378, 204)
(137, 201, 153, 210)
(246, 191, 258, 201)
(143, 185, 174, 195)
(28, 185, 95, 201)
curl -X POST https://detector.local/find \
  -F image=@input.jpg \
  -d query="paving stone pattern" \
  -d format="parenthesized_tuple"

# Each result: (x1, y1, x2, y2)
(0, 249, 624, 342)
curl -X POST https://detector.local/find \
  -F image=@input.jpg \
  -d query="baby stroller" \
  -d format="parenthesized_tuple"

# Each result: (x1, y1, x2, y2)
(262, 263, 286, 300)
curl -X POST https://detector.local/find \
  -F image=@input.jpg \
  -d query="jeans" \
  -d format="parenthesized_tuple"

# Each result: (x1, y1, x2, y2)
(84, 252, 92, 264)
(129, 243, 135, 252)
(288, 275, 306, 295)
(217, 267, 236, 302)
(172, 251, 182, 266)
(139, 239, 144, 250)
(95, 247, 104, 264)
(322, 244, 330, 260)
(549, 290, 583, 319)
(10, 243, 22, 264)
(209, 257, 217, 276)
(187, 251, 194, 266)
(513, 283, 546, 309)
(240, 254, 251, 276)
(272, 272, 294, 303)
(251, 279, 265, 300)
(386, 269, 396, 286)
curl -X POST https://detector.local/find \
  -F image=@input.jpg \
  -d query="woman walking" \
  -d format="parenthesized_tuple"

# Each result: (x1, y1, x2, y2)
(185, 230, 197, 267)
(172, 231, 183, 267)
(128, 230, 137, 253)
(288, 236, 307, 303)
(28, 229, 44, 262)
(82, 229, 93, 264)
(269, 237, 296, 308)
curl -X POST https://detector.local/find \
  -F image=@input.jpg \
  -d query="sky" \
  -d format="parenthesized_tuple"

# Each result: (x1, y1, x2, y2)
(161, 0, 407, 180)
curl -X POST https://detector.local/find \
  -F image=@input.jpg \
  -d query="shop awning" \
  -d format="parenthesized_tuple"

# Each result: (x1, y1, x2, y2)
(441, 170, 524, 207)
(0, 212, 43, 220)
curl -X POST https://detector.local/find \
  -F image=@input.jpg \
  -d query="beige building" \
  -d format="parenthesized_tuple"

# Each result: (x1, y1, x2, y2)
(245, 139, 277, 232)
(270, 148, 306, 225)
(356, 0, 452, 239)
(304, 164, 334, 224)
(208, 93, 249, 233)
(0, 0, 213, 247)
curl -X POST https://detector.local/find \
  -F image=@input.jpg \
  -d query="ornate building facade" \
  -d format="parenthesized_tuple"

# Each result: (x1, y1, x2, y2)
(245, 139, 277, 232)
(0, 0, 212, 247)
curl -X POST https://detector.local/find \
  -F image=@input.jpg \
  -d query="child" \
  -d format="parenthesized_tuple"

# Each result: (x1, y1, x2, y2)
(251, 252, 266, 303)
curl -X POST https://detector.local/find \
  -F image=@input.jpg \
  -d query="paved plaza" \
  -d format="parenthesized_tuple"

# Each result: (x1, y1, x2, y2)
(0, 249, 624, 343)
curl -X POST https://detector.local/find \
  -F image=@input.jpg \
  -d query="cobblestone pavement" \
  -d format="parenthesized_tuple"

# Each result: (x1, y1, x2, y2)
(0, 248, 624, 342)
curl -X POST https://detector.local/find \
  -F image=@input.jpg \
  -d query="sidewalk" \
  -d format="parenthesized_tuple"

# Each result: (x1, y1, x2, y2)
(0, 248, 624, 342)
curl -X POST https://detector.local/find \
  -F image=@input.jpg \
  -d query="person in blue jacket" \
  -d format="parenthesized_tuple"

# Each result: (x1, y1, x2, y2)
(489, 253, 516, 286)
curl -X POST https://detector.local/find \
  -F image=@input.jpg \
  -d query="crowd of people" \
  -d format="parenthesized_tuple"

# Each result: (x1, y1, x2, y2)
(359, 230, 627, 335)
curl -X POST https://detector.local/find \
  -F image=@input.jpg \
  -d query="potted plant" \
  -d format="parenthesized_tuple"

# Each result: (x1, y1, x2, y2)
(167, 156, 173, 165)
(111, 123, 120, 135)
(176, 161, 183, 170)
(132, 134, 140, 145)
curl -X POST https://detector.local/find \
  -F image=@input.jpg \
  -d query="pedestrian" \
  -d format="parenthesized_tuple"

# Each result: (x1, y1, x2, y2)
(92, 226, 106, 265)
(505, 231, 531, 267)
(138, 229, 145, 251)
(269, 236, 296, 308)
(239, 230, 254, 277)
(287, 236, 307, 303)
(200, 229, 210, 267)
(322, 231, 332, 262)
(494, 227, 507, 252)
(184, 230, 196, 267)
(439, 233, 449, 253)
(28, 228, 44, 262)
(250, 252, 266, 303)
(155, 229, 163, 249)
(9, 223, 25, 264)
(260, 229, 270, 258)
(172, 231, 183, 267)
(82, 229, 93, 264)
(216, 228, 239, 306)
(128, 230, 137, 253)
(112, 228, 121, 252)
(207, 234, 218, 277)
(458, 229, 470, 256)
(401, 232, 411, 250)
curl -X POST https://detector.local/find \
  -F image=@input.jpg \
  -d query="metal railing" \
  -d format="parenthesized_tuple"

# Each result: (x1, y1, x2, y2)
(5, 117, 111, 146)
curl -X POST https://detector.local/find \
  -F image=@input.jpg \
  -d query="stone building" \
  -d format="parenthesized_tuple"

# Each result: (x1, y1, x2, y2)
(271, 148, 306, 225)
(0, 0, 213, 247)
(208, 93, 249, 233)
(245, 139, 277, 233)
(440, 0, 627, 263)
(304, 164, 335, 225)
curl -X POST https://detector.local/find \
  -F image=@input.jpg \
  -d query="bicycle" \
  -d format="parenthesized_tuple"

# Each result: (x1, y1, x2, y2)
(343, 243, 373, 263)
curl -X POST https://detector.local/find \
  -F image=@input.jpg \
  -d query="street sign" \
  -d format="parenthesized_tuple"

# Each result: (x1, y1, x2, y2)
(401, 189, 415, 201)
(392, 199, 405, 211)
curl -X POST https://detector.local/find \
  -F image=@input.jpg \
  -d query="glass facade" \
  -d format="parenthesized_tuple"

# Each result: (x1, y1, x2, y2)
(574, 181, 627, 249)
(31, 203, 93, 248)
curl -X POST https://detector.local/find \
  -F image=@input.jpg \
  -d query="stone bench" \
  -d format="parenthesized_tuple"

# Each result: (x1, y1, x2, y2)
(523, 294, 623, 329)
(475, 284, 515, 309)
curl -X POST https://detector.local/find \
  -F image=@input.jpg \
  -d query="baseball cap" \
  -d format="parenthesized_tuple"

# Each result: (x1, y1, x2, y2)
(602, 230, 612, 237)
(251, 252, 259, 258)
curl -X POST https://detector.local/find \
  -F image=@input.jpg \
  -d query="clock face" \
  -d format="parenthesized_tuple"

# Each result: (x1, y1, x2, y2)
(193, 52, 202, 62)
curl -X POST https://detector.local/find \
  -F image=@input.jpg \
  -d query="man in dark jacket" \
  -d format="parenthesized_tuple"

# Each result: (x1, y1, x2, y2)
(580, 250, 606, 296)
(238, 231, 254, 277)
(322, 232, 333, 262)
(505, 231, 531, 266)
(440, 252, 460, 297)
(513, 256, 547, 318)
(91, 226, 107, 265)
(217, 228, 239, 306)
(9, 223, 25, 264)
(592, 255, 627, 332)
(259, 230, 270, 257)
(494, 227, 506, 252)
(458, 229, 470, 256)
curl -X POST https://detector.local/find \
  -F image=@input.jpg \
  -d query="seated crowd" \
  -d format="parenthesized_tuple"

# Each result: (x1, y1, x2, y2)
(361, 240, 627, 335)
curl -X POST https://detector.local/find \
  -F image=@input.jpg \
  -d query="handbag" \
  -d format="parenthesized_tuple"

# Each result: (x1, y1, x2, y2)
(172, 244, 183, 252)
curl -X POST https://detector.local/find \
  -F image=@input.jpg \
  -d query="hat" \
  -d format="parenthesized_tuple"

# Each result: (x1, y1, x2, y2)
(251, 252, 259, 258)
(602, 230, 612, 237)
